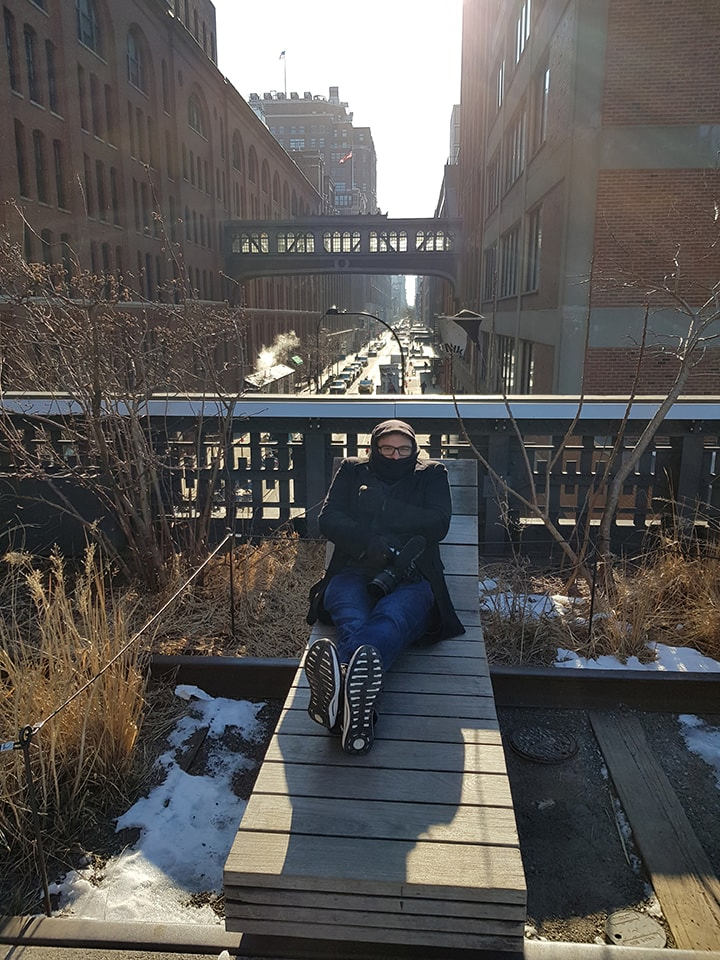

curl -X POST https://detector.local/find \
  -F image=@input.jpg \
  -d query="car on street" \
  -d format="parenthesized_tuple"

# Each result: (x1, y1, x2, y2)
(328, 379, 348, 394)
(358, 377, 375, 394)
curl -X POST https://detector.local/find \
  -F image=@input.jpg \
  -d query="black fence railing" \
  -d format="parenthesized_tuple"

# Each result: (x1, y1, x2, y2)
(1, 395, 719, 559)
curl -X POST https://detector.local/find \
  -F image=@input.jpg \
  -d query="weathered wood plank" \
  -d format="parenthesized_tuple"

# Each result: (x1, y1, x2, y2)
(295, 670, 492, 697)
(590, 711, 720, 951)
(276, 708, 501, 743)
(442, 459, 479, 488)
(445, 516, 479, 543)
(224, 833, 526, 901)
(443, 574, 480, 610)
(225, 914, 520, 950)
(435, 543, 479, 575)
(225, 884, 524, 919)
(226, 901, 519, 937)
(265, 734, 509, 774)
(235, 793, 521, 846)
(250, 761, 515, 807)
(287, 685, 497, 719)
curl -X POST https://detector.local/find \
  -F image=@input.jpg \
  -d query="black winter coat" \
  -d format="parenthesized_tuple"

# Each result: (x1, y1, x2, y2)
(314, 456, 465, 642)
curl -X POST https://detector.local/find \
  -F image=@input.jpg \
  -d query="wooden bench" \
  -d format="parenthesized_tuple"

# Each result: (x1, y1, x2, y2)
(224, 459, 526, 952)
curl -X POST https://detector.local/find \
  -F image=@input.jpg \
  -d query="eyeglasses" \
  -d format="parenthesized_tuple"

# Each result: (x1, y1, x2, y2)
(378, 444, 413, 458)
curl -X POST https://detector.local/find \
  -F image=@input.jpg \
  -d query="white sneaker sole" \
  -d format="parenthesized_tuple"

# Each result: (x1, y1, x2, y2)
(304, 639, 341, 730)
(342, 645, 383, 755)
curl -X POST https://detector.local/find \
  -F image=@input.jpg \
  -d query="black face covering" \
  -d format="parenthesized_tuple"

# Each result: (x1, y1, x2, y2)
(368, 419, 419, 483)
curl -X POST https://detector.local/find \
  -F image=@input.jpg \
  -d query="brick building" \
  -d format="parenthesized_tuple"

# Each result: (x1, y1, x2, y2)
(456, 0, 720, 395)
(0, 0, 348, 388)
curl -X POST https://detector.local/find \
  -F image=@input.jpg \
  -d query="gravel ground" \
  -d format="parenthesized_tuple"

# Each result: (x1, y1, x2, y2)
(498, 705, 720, 946)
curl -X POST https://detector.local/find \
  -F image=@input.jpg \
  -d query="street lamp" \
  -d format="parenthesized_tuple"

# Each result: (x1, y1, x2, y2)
(322, 306, 407, 394)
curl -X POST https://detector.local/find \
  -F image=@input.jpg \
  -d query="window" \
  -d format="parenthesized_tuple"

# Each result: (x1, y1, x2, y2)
(486, 151, 500, 211)
(46, 41, 60, 113)
(83, 153, 93, 216)
(166, 131, 174, 179)
(4, 7, 20, 92)
(370, 230, 408, 252)
(24, 26, 41, 103)
(161, 60, 170, 113)
(415, 230, 451, 252)
(53, 139, 67, 207)
(288, 138, 305, 150)
(525, 205, 543, 291)
(188, 94, 205, 136)
(504, 105, 526, 189)
(322, 231, 360, 253)
(96, 159, 107, 220)
(41, 229, 52, 264)
(231, 131, 243, 171)
(77, 0, 101, 54)
(126, 29, 145, 91)
(78, 65, 88, 130)
(33, 129, 48, 203)
(277, 231, 315, 253)
(482, 244, 497, 301)
(532, 65, 550, 153)
(495, 58, 505, 112)
(515, 0, 531, 64)
(248, 147, 257, 183)
(110, 166, 120, 223)
(231, 232, 269, 254)
(104, 84, 115, 143)
(136, 106, 145, 160)
(14, 119, 29, 197)
(90, 74, 102, 137)
(499, 225, 520, 298)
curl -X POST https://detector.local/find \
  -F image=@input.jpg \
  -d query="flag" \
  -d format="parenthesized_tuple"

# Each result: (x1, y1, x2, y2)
(279, 50, 285, 59)
(339, 151, 352, 164)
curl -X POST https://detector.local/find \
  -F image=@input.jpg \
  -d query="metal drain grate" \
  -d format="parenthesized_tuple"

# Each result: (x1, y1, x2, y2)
(509, 725, 579, 763)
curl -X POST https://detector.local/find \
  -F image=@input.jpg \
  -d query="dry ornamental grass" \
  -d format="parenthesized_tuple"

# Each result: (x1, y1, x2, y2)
(1, 529, 719, 915)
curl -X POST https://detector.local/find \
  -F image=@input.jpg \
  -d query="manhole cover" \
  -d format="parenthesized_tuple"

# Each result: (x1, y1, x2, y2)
(509, 725, 578, 763)
(605, 909, 666, 948)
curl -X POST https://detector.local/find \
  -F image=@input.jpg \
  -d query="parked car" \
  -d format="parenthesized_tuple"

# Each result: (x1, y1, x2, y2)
(358, 378, 375, 394)
(328, 380, 348, 394)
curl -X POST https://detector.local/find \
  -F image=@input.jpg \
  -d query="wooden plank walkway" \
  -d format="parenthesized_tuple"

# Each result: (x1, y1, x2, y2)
(224, 460, 526, 951)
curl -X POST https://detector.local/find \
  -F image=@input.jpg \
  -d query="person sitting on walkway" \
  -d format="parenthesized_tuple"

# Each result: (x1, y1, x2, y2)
(304, 418, 465, 756)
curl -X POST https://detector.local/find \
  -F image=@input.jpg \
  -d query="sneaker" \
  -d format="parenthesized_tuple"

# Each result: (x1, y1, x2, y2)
(304, 638, 341, 730)
(342, 644, 384, 755)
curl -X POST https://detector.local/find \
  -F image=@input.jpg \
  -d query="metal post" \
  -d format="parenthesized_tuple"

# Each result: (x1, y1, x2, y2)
(19, 725, 52, 917)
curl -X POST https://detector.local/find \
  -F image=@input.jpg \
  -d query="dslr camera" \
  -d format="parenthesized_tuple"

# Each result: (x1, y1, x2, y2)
(367, 536, 426, 599)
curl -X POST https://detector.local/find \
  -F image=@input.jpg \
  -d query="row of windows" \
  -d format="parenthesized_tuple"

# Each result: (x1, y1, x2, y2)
(4, 8, 301, 219)
(487, 63, 550, 209)
(230, 230, 455, 256)
(24, 222, 220, 304)
(482, 205, 543, 301)
(171, 0, 216, 63)
(494, 0, 534, 113)
(5, 10, 61, 111)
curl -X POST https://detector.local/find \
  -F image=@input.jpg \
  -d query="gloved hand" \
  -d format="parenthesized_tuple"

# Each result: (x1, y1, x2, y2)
(365, 534, 401, 568)
(357, 484, 386, 516)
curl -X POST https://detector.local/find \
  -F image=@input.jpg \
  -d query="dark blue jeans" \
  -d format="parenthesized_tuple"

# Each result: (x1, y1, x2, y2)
(323, 567, 434, 670)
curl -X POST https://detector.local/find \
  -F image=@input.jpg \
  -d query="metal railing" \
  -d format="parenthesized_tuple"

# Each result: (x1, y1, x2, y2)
(2, 394, 719, 557)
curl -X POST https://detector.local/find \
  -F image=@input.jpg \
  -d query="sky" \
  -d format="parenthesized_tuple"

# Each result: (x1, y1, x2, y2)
(49, 583, 720, 928)
(211, 0, 464, 219)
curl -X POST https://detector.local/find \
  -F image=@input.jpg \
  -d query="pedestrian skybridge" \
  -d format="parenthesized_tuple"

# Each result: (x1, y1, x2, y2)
(224, 215, 461, 286)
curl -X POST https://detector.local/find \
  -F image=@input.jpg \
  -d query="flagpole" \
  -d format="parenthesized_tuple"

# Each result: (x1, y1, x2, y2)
(284, 53, 287, 97)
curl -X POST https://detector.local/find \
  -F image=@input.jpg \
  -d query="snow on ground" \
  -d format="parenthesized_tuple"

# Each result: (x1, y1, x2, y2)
(49, 589, 720, 926)
(51, 685, 265, 925)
